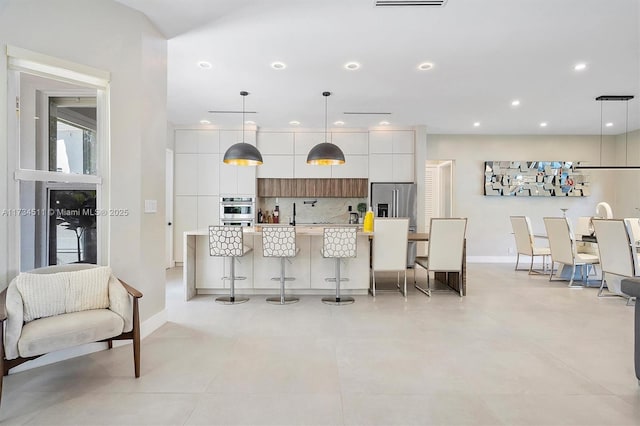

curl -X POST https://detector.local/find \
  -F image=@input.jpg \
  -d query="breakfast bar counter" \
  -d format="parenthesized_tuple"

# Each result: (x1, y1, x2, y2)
(183, 226, 372, 300)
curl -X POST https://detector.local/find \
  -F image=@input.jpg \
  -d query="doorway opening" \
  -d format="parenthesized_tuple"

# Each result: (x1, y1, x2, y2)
(424, 160, 455, 228)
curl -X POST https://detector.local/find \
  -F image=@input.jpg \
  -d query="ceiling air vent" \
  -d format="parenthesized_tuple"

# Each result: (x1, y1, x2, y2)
(375, 0, 448, 6)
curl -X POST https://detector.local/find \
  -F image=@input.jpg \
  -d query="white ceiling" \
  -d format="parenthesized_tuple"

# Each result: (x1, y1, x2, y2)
(116, 0, 640, 134)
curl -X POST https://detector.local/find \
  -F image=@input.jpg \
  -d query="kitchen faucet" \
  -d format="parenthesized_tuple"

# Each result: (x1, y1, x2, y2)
(290, 202, 296, 226)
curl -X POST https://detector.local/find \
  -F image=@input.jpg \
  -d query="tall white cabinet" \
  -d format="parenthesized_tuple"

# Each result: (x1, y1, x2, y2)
(174, 128, 256, 262)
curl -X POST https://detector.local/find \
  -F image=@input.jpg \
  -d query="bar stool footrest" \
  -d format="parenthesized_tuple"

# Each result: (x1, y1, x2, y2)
(322, 296, 355, 305)
(215, 296, 250, 305)
(266, 296, 299, 305)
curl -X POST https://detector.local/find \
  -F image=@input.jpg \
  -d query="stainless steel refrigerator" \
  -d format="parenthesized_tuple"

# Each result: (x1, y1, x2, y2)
(370, 182, 417, 267)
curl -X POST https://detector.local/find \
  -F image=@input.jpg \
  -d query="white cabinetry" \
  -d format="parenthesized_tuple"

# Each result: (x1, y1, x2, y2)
(258, 132, 294, 155)
(293, 133, 332, 178)
(174, 154, 198, 195)
(252, 235, 312, 289)
(219, 130, 257, 195)
(332, 132, 368, 154)
(369, 130, 415, 182)
(257, 132, 294, 178)
(174, 196, 197, 262)
(173, 129, 257, 263)
(175, 130, 219, 154)
(309, 236, 370, 289)
(330, 132, 368, 178)
(254, 131, 372, 179)
(196, 196, 219, 229)
(258, 155, 294, 178)
(294, 132, 328, 155)
(220, 163, 256, 195)
(294, 155, 332, 178)
(197, 154, 220, 195)
(195, 236, 253, 289)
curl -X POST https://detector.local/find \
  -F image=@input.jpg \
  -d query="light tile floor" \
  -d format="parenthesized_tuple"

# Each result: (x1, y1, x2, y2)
(2, 264, 640, 425)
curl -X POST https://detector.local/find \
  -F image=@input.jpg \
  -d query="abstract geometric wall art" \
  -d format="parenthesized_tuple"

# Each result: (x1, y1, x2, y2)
(484, 161, 590, 197)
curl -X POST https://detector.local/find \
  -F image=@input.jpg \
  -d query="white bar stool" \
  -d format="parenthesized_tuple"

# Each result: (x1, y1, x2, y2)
(262, 226, 299, 305)
(322, 227, 357, 305)
(209, 226, 251, 305)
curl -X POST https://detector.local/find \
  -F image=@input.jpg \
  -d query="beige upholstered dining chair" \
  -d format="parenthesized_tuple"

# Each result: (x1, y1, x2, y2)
(544, 217, 599, 288)
(624, 218, 640, 276)
(371, 218, 409, 297)
(624, 218, 640, 243)
(591, 219, 637, 301)
(510, 216, 550, 274)
(414, 218, 467, 297)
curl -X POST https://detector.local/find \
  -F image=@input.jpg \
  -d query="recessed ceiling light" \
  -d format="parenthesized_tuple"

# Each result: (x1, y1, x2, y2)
(473, 122, 480, 127)
(605, 122, 614, 127)
(574, 63, 587, 71)
(199, 119, 211, 124)
(344, 62, 361, 71)
(417, 62, 434, 71)
(197, 61, 212, 69)
(334, 120, 345, 126)
(540, 122, 548, 127)
(271, 61, 286, 70)
(289, 120, 300, 126)
(245, 120, 255, 125)
(379, 121, 390, 126)
(511, 100, 520, 107)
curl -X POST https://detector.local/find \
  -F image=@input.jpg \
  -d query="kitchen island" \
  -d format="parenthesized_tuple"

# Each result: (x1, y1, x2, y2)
(183, 225, 371, 300)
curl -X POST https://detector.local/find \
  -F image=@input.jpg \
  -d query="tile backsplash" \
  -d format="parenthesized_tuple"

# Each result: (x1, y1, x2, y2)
(258, 197, 368, 225)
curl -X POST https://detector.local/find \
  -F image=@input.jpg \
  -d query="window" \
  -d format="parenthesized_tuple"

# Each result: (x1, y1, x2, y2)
(7, 46, 110, 272)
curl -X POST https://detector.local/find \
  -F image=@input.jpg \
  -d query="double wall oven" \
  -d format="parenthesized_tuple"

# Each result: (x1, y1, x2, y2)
(220, 197, 255, 227)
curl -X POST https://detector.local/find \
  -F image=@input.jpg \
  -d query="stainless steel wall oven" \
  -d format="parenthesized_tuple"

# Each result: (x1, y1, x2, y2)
(220, 197, 255, 227)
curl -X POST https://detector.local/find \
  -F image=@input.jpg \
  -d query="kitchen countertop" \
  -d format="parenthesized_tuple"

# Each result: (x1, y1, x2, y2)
(185, 225, 370, 237)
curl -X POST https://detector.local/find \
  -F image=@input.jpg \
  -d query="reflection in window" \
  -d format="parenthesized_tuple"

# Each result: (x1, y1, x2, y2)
(49, 97, 97, 175)
(49, 189, 97, 265)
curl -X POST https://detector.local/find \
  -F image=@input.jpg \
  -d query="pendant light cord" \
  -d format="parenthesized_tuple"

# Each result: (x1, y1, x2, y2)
(242, 93, 246, 144)
(626, 99, 629, 166)
(325, 94, 328, 143)
(600, 100, 603, 166)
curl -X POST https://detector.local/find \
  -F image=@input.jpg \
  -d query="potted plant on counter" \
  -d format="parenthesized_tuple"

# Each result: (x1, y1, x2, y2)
(357, 203, 367, 223)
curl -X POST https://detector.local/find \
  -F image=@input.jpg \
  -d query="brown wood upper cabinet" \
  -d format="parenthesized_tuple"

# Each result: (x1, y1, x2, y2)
(257, 178, 368, 198)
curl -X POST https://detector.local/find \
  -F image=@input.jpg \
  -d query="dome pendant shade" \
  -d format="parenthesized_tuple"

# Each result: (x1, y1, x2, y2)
(307, 91, 345, 166)
(223, 142, 263, 165)
(222, 90, 263, 166)
(306, 142, 345, 165)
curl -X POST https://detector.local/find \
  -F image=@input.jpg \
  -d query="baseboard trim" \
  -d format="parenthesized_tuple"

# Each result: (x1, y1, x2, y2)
(8, 308, 168, 374)
(140, 308, 168, 340)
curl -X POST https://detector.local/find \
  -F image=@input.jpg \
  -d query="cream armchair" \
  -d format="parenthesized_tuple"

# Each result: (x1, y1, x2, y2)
(0, 264, 142, 405)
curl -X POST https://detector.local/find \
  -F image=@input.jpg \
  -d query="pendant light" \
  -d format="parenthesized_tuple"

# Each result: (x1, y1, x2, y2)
(223, 91, 263, 166)
(575, 95, 636, 170)
(307, 91, 345, 165)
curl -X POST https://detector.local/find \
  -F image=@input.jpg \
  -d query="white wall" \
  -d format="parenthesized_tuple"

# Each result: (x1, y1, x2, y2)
(0, 0, 168, 323)
(425, 134, 618, 259)
(613, 129, 640, 218)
